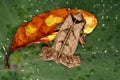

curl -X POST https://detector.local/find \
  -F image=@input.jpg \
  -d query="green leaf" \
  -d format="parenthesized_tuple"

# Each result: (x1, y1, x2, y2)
(0, 0, 120, 80)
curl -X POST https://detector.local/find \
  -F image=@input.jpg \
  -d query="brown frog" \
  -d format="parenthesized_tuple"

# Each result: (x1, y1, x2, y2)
(40, 12, 86, 68)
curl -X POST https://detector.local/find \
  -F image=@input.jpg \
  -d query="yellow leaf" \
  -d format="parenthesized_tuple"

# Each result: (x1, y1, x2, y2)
(45, 15, 63, 27)
(25, 23, 36, 34)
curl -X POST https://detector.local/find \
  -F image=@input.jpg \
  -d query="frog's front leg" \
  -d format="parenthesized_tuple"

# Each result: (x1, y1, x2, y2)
(79, 33, 86, 48)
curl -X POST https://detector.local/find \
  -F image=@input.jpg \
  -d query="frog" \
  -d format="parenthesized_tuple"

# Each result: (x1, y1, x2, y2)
(40, 12, 86, 68)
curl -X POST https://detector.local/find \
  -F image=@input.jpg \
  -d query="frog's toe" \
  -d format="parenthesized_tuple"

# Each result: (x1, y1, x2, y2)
(59, 54, 81, 68)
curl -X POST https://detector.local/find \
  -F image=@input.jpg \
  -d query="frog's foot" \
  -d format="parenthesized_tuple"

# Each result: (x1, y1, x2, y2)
(58, 54, 80, 68)
(40, 46, 56, 61)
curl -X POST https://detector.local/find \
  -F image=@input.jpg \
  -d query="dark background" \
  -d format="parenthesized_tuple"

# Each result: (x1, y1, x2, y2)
(0, 0, 120, 80)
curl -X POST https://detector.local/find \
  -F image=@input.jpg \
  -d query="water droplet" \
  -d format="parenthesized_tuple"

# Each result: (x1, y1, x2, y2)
(23, 77, 26, 80)
(104, 50, 108, 53)
(0, 55, 2, 58)
(2, 46, 6, 51)
(115, 16, 118, 20)
(114, 4, 117, 6)
(24, 62, 27, 65)
(37, 68, 40, 73)
(36, 9, 39, 13)
(106, 67, 109, 70)
(49, 63, 52, 66)
(30, 78, 33, 80)
(66, 1, 69, 4)
(97, 38, 101, 41)
(102, 4, 105, 7)
(115, 49, 119, 53)
(29, 15, 33, 18)
(21, 69, 25, 72)
(106, 16, 109, 19)
(93, 4, 96, 8)
(29, 67, 32, 70)
(89, 69, 96, 74)
(36, 79, 39, 80)
(21, 5, 24, 8)
(101, 16, 104, 20)
(30, 3, 33, 6)
(92, 51, 97, 54)
(38, 1, 41, 3)
(0, 42, 3, 45)
(110, 0, 113, 3)
(101, 0, 103, 3)
(43, 1, 46, 4)
(95, 47, 99, 50)
(102, 24, 105, 27)
(7, 38, 9, 41)
(23, 20, 27, 22)
(97, 4, 100, 7)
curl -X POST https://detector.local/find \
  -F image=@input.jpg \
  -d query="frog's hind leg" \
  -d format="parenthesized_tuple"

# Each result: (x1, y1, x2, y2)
(58, 54, 81, 68)
(39, 46, 57, 61)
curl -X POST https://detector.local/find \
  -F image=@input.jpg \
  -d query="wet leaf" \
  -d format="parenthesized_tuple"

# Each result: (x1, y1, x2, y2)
(0, 0, 120, 80)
